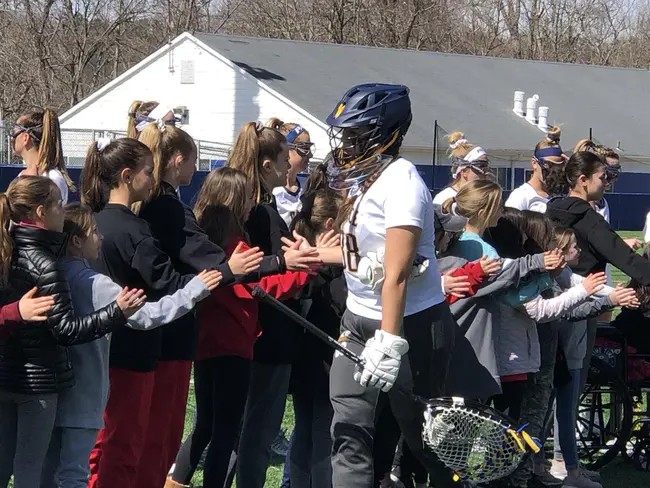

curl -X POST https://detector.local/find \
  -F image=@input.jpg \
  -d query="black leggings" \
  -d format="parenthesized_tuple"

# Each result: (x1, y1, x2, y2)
(172, 356, 250, 488)
(490, 380, 527, 422)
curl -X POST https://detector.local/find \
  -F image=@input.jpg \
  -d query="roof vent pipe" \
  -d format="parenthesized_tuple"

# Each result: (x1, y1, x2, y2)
(538, 106, 549, 131)
(513, 91, 525, 117)
(526, 94, 539, 125)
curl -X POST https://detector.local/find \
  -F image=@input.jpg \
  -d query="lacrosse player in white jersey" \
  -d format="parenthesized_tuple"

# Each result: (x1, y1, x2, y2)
(324, 83, 460, 488)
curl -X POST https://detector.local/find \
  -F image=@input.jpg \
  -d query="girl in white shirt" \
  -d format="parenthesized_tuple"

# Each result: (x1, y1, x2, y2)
(9, 109, 74, 204)
(267, 118, 314, 227)
(505, 127, 567, 213)
(432, 131, 492, 205)
(324, 83, 459, 488)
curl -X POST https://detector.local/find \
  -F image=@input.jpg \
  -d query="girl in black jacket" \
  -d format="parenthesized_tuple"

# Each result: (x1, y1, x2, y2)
(79, 138, 212, 488)
(546, 150, 650, 430)
(134, 122, 319, 488)
(0, 175, 144, 488)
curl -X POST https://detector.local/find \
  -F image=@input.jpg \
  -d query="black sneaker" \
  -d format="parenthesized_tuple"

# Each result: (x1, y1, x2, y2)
(270, 429, 290, 458)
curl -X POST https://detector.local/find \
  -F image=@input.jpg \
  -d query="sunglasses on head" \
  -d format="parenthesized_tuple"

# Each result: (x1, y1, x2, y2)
(8, 123, 35, 140)
(289, 142, 314, 158)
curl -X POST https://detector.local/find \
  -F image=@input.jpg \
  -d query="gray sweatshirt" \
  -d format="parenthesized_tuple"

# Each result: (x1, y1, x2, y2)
(438, 253, 547, 400)
(56, 257, 210, 429)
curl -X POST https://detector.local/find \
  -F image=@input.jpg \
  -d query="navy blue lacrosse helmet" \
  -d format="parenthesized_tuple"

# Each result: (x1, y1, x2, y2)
(325, 83, 412, 191)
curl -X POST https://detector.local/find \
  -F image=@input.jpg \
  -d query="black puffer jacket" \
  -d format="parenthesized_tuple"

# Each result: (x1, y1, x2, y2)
(0, 225, 125, 394)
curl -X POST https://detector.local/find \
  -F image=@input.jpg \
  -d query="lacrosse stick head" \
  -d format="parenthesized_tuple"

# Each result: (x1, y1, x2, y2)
(421, 397, 539, 483)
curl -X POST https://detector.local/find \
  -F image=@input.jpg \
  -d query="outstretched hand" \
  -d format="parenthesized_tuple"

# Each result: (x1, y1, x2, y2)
(228, 242, 264, 275)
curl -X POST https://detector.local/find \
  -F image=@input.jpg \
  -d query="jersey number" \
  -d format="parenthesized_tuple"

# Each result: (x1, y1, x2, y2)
(342, 227, 360, 272)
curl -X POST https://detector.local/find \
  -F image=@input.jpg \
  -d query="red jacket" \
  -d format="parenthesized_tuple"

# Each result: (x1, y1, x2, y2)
(198, 239, 311, 360)
(0, 301, 24, 341)
(445, 262, 487, 304)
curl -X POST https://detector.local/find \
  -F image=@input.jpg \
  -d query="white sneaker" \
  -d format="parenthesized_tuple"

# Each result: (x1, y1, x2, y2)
(550, 460, 567, 480)
(562, 471, 602, 488)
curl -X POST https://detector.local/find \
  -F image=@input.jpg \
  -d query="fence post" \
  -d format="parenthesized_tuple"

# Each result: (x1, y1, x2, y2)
(432, 120, 438, 191)
(589, 127, 592, 141)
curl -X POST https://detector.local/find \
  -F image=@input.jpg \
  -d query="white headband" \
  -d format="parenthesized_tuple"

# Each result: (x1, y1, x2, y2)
(464, 146, 486, 162)
(149, 104, 173, 121)
(135, 104, 174, 133)
(450, 138, 468, 150)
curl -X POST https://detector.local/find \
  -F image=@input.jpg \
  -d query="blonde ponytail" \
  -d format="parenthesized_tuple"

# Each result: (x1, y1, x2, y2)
(127, 100, 143, 139)
(138, 124, 196, 205)
(227, 122, 286, 204)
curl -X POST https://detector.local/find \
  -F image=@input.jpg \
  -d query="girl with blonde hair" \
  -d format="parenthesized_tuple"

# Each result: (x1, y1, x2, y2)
(432, 131, 492, 205)
(444, 179, 503, 261)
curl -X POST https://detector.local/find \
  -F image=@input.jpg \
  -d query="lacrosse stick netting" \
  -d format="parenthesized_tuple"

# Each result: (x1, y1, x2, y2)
(421, 397, 533, 482)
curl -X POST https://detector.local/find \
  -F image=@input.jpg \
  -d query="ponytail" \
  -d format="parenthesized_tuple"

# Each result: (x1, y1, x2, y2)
(228, 122, 286, 204)
(126, 100, 161, 139)
(303, 163, 329, 195)
(38, 108, 75, 192)
(0, 193, 12, 287)
(81, 143, 108, 213)
(138, 124, 196, 202)
(81, 138, 152, 213)
(127, 100, 143, 139)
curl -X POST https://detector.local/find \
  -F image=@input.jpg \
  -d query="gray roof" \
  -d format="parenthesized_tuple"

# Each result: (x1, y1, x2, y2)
(194, 32, 650, 157)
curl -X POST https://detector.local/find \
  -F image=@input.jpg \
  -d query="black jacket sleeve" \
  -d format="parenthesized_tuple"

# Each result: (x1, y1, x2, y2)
(37, 260, 125, 346)
(140, 195, 235, 285)
(234, 255, 285, 285)
(246, 203, 291, 256)
(587, 216, 650, 285)
(132, 236, 196, 298)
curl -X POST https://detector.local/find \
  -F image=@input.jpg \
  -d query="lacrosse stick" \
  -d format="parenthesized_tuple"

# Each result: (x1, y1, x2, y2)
(251, 285, 541, 483)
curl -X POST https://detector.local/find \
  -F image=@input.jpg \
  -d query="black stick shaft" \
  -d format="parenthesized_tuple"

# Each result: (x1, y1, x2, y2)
(251, 285, 363, 366)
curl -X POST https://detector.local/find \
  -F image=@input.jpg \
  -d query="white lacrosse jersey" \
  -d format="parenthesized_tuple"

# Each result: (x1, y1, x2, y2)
(505, 183, 549, 214)
(342, 158, 445, 320)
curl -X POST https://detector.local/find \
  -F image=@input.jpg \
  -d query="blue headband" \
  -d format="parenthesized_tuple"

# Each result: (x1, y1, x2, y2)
(286, 125, 305, 143)
(535, 146, 563, 159)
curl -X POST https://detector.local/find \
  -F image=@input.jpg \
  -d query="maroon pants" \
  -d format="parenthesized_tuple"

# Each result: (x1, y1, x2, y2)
(88, 367, 156, 488)
(132, 360, 193, 488)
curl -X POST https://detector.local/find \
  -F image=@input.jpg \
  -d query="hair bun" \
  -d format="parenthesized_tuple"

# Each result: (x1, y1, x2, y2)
(546, 126, 561, 143)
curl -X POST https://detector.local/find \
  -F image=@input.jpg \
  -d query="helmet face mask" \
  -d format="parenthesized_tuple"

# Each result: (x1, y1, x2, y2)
(325, 83, 412, 192)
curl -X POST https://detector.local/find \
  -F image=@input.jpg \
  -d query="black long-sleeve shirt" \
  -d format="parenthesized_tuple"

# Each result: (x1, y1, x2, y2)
(94, 203, 195, 371)
(139, 183, 284, 360)
(547, 196, 650, 285)
(247, 200, 306, 364)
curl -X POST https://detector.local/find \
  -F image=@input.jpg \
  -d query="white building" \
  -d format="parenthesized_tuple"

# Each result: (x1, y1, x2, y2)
(61, 32, 332, 165)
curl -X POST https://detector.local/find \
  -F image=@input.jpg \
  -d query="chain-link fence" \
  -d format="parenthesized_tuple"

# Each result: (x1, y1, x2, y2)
(0, 127, 233, 170)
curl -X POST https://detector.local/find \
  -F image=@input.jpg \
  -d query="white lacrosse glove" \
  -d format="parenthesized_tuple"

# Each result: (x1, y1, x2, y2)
(353, 329, 409, 392)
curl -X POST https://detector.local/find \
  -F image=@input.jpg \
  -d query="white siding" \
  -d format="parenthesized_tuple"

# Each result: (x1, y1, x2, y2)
(61, 37, 330, 161)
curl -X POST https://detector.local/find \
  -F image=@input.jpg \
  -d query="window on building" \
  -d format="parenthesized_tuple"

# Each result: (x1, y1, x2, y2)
(493, 167, 508, 190)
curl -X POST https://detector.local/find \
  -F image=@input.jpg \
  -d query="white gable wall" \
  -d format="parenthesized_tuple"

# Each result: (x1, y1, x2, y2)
(61, 36, 331, 161)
